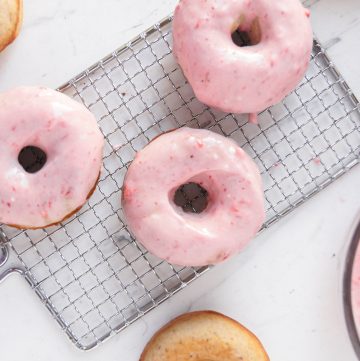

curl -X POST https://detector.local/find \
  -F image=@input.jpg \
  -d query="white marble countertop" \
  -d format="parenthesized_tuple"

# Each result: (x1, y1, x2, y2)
(1, 0, 360, 360)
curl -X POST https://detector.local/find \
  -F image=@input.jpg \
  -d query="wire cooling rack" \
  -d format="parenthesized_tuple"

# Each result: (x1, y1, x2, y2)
(0, 15, 359, 350)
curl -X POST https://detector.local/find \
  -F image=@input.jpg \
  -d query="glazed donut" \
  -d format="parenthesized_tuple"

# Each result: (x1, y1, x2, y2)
(122, 127, 265, 266)
(173, 0, 313, 122)
(0, 0, 23, 52)
(0, 86, 104, 229)
(349, 226, 360, 339)
(140, 311, 269, 361)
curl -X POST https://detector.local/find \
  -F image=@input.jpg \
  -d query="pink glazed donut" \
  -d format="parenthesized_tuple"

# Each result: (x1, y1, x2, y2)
(122, 128, 265, 266)
(173, 0, 313, 122)
(0, 86, 104, 229)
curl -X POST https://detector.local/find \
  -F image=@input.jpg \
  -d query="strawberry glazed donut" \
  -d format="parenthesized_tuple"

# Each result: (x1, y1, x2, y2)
(173, 0, 313, 122)
(122, 128, 265, 267)
(0, 86, 104, 229)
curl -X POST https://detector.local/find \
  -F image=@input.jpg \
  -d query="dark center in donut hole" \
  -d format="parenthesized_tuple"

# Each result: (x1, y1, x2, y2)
(232, 29, 253, 47)
(231, 18, 262, 47)
(173, 182, 209, 213)
(18, 146, 47, 173)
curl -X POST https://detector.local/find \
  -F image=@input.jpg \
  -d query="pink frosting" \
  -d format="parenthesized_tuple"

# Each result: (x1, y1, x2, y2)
(351, 236, 360, 334)
(122, 128, 265, 266)
(173, 0, 313, 121)
(0, 86, 104, 228)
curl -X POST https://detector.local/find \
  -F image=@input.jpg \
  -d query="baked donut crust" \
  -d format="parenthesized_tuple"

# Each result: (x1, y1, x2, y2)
(0, 0, 23, 52)
(140, 311, 270, 361)
(7, 172, 101, 230)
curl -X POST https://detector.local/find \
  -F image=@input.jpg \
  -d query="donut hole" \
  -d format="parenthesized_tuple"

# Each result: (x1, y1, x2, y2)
(232, 30, 252, 47)
(18, 146, 47, 173)
(231, 18, 262, 47)
(173, 182, 208, 213)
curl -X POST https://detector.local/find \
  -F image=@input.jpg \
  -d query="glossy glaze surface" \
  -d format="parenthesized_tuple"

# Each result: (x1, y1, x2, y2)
(122, 128, 265, 266)
(0, 86, 104, 228)
(173, 0, 313, 121)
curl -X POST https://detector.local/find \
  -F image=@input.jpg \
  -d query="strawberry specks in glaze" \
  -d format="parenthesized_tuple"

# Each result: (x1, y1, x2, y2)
(64, 188, 72, 197)
(173, 0, 313, 122)
(201, 72, 210, 84)
(214, 251, 231, 263)
(0, 86, 104, 228)
(122, 128, 265, 266)
(122, 186, 134, 202)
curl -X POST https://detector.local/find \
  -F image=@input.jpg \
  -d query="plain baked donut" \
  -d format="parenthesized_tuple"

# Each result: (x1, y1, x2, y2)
(173, 0, 313, 122)
(122, 127, 265, 266)
(140, 311, 269, 361)
(0, 0, 23, 52)
(0, 86, 104, 229)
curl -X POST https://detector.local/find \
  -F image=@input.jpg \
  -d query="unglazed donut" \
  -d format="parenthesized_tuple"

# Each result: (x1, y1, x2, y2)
(0, 0, 23, 52)
(140, 311, 269, 361)
(122, 128, 265, 266)
(0, 86, 104, 229)
(173, 0, 313, 122)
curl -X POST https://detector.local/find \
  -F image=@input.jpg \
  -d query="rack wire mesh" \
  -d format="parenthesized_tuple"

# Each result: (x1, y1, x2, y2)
(0, 14, 359, 350)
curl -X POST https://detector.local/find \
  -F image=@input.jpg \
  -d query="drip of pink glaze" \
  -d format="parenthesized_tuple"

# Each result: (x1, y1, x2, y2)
(173, 0, 313, 121)
(305, 9, 310, 17)
(0, 86, 104, 228)
(249, 113, 258, 124)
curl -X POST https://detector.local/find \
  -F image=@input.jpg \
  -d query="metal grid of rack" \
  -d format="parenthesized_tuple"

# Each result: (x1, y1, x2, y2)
(0, 14, 359, 350)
